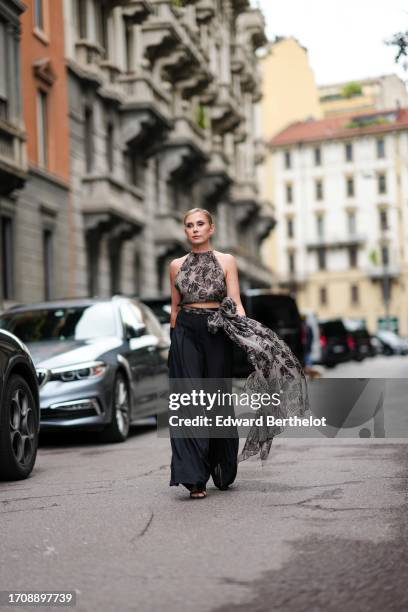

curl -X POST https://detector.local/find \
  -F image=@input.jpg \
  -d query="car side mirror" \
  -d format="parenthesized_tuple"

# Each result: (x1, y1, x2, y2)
(126, 322, 146, 339)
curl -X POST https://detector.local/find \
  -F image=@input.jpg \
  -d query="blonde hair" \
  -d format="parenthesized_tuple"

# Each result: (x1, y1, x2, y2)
(183, 208, 213, 226)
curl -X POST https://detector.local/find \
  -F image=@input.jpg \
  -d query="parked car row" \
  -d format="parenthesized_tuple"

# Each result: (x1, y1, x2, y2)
(0, 296, 171, 479)
(1, 289, 405, 480)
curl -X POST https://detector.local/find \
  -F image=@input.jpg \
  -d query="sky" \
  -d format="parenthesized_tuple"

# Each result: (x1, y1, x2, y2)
(253, 0, 408, 87)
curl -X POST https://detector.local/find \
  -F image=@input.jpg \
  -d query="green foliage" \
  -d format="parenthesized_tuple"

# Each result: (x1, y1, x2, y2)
(341, 82, 363, 98)
(196, 104, 207, 130)
(345, 115, 390, 129)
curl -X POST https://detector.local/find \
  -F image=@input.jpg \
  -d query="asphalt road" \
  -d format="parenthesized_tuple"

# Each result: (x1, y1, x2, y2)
(0, 356, 407, 612)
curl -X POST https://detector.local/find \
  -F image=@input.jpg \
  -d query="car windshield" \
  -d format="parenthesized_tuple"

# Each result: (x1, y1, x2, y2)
(0, 303, 117, 342)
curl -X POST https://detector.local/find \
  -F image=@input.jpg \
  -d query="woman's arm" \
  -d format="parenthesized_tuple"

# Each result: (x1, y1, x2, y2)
(225, 254, 246, 317)
(169, 259, 181, 328)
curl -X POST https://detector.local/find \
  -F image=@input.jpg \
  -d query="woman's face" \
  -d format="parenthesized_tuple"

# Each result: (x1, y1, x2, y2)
(184, 212, 214, 247)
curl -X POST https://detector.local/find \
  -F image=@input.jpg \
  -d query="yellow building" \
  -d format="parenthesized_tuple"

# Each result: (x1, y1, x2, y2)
(259, 37, 322, 269)
(319, 74, 408, 118)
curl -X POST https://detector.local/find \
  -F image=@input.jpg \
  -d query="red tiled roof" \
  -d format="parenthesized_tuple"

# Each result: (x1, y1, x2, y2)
(270, 107, 408, 147)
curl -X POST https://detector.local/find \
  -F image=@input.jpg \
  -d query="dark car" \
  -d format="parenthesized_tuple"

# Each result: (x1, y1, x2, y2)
(342, 320, 374, 361)
(0, 297, 169, 442)
(318, 319, 352, 367)
(233, 291, 305, 377)
(141, 297, 171, 336)
(0, 329, 40, 480)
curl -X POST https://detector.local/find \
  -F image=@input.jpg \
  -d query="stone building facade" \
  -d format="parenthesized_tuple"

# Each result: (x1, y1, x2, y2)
(63, 0, 275, 298)
(0, 0, 71, 310)
(0, 0, 274, 308)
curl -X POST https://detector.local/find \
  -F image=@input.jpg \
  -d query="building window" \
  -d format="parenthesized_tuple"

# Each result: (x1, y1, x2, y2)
(314, 146, 322, 166)
(106, 122, 114, 172)
(376, 138, 385, 159)
(96, 3, 109, 57)
(0, 20, 8, 120)
(319, 286, 327, 305)
(37, 90, 48, 168)
(125, 22, 134, 72)
(346, 177, 354, 197)
(351, 284, 359, 305)
(84, 106, 94, 173)
(315, 179, 323, 201)
(288, 252, 295, 274)
(34, 0, 44, 30)
(379, 209, 388, 231)
(348, 246, 358, 268)
(381, 245, 389, 266)
(43, 228, 53, 300)
(317, 247, 326, 270)
(316, 215, 324, 239)
(347, 211, 356, 234)
(378, 173, 387, 194)
(75, 0, 87, 39)
(285, 183, 293, 204)
(287, 218, 294, 238)
(284, 150, 291, 169)
(1, 216, 14, 300)
(345, 142, 353, 162)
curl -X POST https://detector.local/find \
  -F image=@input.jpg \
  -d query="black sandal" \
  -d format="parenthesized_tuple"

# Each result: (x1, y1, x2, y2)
(190, 489, 207, 499)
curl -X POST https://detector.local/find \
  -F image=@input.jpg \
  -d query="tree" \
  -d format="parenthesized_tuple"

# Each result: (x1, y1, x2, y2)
(386, 31, 408, 71)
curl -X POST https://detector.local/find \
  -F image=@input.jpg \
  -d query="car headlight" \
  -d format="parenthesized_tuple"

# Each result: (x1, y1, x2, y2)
(50, 361, 108, 382)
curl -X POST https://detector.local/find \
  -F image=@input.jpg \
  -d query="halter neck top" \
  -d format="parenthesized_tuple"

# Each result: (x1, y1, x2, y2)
(174, 250, 227, 306)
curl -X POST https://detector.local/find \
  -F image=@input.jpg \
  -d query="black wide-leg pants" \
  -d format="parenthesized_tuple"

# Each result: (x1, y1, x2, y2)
(168, 307, 239, 489)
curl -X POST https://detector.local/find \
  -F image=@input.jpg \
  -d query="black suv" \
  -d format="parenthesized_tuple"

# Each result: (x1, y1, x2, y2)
(318, 319, 352, 367)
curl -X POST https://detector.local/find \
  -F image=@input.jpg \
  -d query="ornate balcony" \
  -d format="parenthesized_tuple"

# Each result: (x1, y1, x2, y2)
(196, 0, 216, 23)
(366, 264, 401, 280)
(159, 107, 209, 182)
(236, 9, 267, 50)
(121, 0, 154, 23)
(142, 2, 184, 63)
(72, 40, 105, 86)
(230, 179, 259, 211)
(211, 84, 244, 134)
(199, 136, 233, 205)
(0, 120, 27, 196)
(81, 175, 145, 236)
(253, 201, 276, 242)
(154, 210, 186, 250)
(306, 234, 367, 250)
(119, 69, 172, 153)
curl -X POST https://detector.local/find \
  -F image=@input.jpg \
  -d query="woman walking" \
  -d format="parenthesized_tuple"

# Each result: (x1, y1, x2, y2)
(168, 208, 308, 499)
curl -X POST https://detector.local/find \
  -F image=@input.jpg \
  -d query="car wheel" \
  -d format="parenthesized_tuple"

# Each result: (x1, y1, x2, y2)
(99, 371, 130, 443)
(0, 375, 38, 480)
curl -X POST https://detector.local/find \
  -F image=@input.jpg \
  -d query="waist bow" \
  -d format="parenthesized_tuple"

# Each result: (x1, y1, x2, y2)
(207, 297, 238, 334)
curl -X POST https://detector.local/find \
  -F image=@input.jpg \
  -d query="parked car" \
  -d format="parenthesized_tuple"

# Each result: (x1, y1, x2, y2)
(0, 297, 170, 442)
(342, 319, 374, 361)
(141, 297, 171, 338)
(376, 330, 408, 356)
(233, 291, 305, 377)
(0, 329, 40, 480)
(318, 319, 352, 367)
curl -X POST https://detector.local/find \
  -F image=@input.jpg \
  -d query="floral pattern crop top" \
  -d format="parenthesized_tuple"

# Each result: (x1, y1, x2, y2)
(174, 250, 227, 306)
